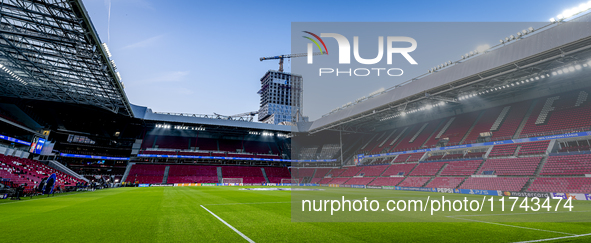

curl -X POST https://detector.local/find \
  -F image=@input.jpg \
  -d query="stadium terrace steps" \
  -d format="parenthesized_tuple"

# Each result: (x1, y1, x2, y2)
(360, 134, 378, 151)
(435, 117, 455, 139)
(163, 166, 170, 184)
(393, 120, 444, 152)
(261, 168, 270, 183)
(217, 167, 223, 182)
(513, 99, 538, 139)
(490, 106, 511, 131)
(121, 162, 134, 183)
(378, 129, 397, 148)
(388, 127, 408, 147)
(460, 110, 485, 144)
(420, 119, 445, 148)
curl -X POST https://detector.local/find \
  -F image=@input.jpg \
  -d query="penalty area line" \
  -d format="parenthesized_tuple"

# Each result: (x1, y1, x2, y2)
(200, 205, 255, 243)
(446, 216, 574, 236)
(513, 232, 591, 243)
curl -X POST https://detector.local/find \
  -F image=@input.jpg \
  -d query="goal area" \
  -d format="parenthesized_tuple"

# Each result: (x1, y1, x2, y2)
(281, 178, 299, 184)
(221, 178, 243, 184)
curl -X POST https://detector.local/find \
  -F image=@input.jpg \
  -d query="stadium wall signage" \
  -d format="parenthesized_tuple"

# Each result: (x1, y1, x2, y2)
(396, 186, 438, 192)
(436, 188, 455, 193)
(454, 189, 501, 196)
(137, 154, 336, 163)
(0, 133, 31, 146)
(60, 153, 130, 160)
(503, 191, 551, 198)
(552, 193, 591, 200)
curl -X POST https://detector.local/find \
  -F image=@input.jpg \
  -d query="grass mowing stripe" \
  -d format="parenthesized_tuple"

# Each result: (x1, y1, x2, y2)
(448, 216, 575, 235)
(200, 205, 256, 243)
(513, 233, 591, 243)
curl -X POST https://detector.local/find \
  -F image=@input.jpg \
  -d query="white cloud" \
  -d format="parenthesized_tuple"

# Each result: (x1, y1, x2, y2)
(121, 35, 164, 50)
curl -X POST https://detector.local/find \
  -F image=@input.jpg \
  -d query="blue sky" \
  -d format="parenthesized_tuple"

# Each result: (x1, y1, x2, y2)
(83, 0, 583, 118)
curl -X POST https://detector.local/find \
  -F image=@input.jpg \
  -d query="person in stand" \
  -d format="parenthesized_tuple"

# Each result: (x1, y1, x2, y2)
(14, 184, 25, 200)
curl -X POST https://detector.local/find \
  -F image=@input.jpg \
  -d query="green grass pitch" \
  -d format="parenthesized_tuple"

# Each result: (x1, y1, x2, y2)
(1, 187, 590, 242)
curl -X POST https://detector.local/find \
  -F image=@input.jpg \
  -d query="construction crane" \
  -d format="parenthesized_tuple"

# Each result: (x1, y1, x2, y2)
(213, 111, 259, 122)
(231, 111, 259, 117)
(260, 52, 324, 73)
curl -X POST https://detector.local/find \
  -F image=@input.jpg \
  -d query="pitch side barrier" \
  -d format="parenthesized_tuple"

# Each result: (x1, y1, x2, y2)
(357, 130, 591, 161)
(132, 183, 591, 201)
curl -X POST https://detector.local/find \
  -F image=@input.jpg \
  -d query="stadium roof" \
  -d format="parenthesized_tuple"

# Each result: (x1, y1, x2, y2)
(0, 0, 133, 117)
(131, 104, 292, 132)
(307, 15, 591, 133)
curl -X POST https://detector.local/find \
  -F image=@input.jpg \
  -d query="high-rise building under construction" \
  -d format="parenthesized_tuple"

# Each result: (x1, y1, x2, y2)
(257, 70, 303, 125)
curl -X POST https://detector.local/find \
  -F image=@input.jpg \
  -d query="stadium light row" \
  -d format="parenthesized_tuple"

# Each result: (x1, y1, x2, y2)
(550, 1, 591, 22)
(155, 124, 205, 131)
(248, 131, 290, 137)
(379, 101, 447, 121)
(380, 58, 591, 122)
(458, 60, 591, 101)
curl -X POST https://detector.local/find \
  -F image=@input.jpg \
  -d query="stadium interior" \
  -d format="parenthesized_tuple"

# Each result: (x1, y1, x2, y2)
(1, 0, 591, 242)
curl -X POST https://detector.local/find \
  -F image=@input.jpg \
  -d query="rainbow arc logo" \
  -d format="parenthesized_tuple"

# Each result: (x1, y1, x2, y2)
(303, 31, 328, 55)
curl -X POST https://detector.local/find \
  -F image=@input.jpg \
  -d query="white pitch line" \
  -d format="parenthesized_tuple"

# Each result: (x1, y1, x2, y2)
(203, 201, 290, 206)
(200, 205, 255, 243)
(513, 233, 591, 243)
(450, 210, 591, 217)
(447, 216, 574, 236)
